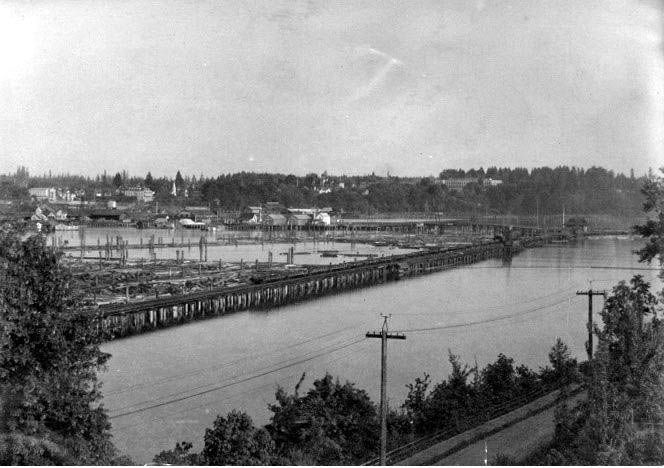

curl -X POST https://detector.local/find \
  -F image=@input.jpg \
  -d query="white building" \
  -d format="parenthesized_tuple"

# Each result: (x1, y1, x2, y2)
(314, 212, 331, 225)
(122, 187, 155, 203)
(29, 187, 56, 201)
(483, 178, 503, 187)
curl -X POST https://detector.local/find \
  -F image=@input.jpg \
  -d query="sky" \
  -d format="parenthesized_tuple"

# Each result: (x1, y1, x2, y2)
(1, 0, 662, 178)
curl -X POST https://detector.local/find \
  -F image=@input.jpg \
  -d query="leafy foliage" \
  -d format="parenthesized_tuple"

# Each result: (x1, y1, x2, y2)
(266, 373, 379, 465)
(202, 411, 273, 465)
(153, 441, 201, 465)
(634, 168, 664, 283)
(0, 227, 123, 464)
(534, 168, 664, 465)
(401, 345, 577, 441)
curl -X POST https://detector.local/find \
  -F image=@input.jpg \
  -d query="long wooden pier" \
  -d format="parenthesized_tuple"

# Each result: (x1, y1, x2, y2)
(92, 239, 526, 340)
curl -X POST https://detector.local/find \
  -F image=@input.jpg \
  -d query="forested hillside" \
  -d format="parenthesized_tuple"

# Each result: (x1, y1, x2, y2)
(3, 165, 645, 216)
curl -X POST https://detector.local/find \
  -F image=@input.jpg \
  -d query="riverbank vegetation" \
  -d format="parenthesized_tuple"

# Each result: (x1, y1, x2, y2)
(152, 343, 580, 465)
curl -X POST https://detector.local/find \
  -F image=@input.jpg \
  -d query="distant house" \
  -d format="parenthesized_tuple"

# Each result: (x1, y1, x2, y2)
(240, 206, 262, 224)
(89, 210, 123, 221)
(438, 177, 502, 191)
(154, 217, 172, 228)
(29, 187, 57, 201)
(122, 187, 155, 203)
(314, 212, 331, 226)
(178, 218, 206, 229)
(440, 178, 478, 191)
(287, 213, 311, 227)
(483, 178, 503, 187)
(265, 214, 287, 226)
(287, 208, 316, 215)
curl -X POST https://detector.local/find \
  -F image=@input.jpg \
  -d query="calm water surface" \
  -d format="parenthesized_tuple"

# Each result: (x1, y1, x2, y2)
(100, 237, 661, 462)
(50, 227, 415, 264)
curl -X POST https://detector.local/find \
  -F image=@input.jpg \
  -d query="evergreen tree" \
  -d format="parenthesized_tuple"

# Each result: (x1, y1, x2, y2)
(112, 172, 122, 188)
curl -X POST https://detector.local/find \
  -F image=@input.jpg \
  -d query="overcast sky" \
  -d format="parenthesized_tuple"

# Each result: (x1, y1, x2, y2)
(1, 0, 662, 178)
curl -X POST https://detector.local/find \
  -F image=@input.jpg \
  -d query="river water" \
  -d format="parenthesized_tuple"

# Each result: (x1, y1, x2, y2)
(49, 227, 417, 265)
(100, 237, 661, 463)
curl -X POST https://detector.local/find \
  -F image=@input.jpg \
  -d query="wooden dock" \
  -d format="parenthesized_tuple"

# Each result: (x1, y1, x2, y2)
(91, 239, 529, 340)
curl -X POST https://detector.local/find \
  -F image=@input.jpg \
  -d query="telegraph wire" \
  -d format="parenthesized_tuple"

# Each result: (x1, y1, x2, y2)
(108, 333, 365, 413)
(400, 296, 581, 334)
(108, 333, 364, 414)
(395, 286, 577, 317)
(109, 336, 365, 420)
(466, 265, 658, 271)
(111, 340, 372, 432)
(104, 324, 359, 397)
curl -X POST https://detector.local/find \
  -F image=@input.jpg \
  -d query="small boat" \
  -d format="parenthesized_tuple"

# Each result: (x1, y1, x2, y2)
(320, 250, 339, 257)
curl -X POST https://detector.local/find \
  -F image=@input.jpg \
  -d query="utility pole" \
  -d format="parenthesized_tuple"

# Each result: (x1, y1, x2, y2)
(366, 315, 406, 466)
(576, 287, 606, 360)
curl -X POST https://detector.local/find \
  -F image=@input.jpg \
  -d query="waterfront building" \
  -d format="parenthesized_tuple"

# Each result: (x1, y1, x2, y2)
(265, 213, 287, 226)
(154, 217, 172, 228)
(240, 206, 262, 223)
(178, 218, 206, 229)
(314, 212, 331, 225)
(287, 213, 311, 227)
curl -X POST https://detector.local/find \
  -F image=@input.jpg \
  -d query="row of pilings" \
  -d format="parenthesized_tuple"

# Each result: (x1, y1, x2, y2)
(93, 240, 524, 340)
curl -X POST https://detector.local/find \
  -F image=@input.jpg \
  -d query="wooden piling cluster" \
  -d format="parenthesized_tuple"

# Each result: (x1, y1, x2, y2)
(92, 240, 518, 340)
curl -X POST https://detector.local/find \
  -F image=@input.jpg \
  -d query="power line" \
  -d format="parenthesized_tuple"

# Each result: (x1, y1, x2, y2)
(466, 265, 658, 271)
(108, 334, 364, 415)
(394, 286, 577, 317)
(400, 296, 580, 334)
(104, 325, 359, 397)
(112, 341, 373, 433)
(109, 337, 365, 420)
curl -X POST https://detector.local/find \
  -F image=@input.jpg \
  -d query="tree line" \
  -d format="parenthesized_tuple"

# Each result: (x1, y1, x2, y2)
(1, 165, 646, 217)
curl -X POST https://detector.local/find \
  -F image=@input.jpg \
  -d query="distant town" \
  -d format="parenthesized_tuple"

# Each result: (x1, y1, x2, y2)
(0, 166, 646, 232)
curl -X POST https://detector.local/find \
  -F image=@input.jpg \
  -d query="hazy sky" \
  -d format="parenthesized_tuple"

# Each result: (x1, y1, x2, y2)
(1, 0, 662, 177)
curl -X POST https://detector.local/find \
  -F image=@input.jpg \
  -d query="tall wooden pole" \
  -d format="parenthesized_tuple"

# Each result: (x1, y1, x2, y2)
(576, 288, 606, 360)
(366, 316, 406, 465)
